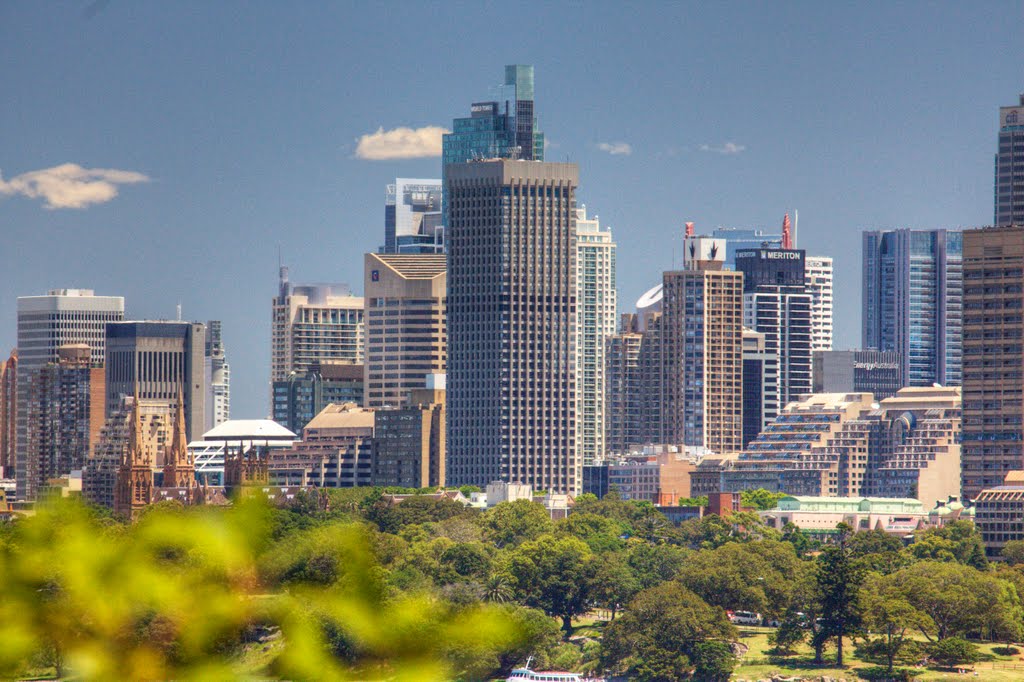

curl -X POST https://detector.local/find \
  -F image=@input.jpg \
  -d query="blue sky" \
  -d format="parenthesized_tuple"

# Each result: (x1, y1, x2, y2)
(1, 2, 1020, 418)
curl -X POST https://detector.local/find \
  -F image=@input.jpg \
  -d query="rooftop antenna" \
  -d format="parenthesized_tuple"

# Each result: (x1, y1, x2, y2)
(781, 213, 793, 250)
(176, 303, 182, 321)
(794, 209, 799, 249)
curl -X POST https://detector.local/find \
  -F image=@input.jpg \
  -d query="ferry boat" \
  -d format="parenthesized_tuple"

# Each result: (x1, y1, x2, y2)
(506, 657, 604, 682)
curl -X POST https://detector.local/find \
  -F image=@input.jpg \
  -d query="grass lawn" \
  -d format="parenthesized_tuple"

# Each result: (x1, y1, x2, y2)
(732, 628, 1024, 681)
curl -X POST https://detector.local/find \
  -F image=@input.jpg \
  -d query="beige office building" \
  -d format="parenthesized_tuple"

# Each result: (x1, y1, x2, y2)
(961, 226, 1024, 500)
(446, 160, 578, 493)
(363, 253, 447, 409)
(660, 237, 744, 453)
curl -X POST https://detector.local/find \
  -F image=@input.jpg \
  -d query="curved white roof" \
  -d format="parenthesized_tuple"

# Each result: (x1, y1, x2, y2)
(636, 284, 663, 310)
(201, 419, 297, 441)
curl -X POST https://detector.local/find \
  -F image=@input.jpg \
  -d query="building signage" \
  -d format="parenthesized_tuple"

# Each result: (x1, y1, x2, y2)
(854, 361, 900, 371)
(371, 270, 380, 282)
(683, 237, 726, 265)
(1002, 106, 1024, 128)
(736, 249, 802, 260)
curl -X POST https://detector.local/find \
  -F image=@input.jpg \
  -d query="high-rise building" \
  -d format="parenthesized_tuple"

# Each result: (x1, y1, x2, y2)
(24, 344, 105, 498)
(742, 328, 778, 448)
(204, 320, 230, 431)
(15, 289, 124, 500)
(805, 256, 834, 352)
(710, 227, 782, 267)
(270, 267, 365, 384)
(736, 247, 812, 407)
(104, 321, 206, 441)
(383, 178, 443, 253)
(363, 253, 447, 409)
(961, 226, 1024, 499)
(442, 65, 544, 226)
(862, 229, 963, 387)
(575, 206, 617, 465)
(660, 237, 744, 452)
(813, 349, 902, 400)
(996, 94, 1024, 227)
(446, 159, 578, 493)
(272, 362, 364, 434)
(372, 380, 446, 488)
(0, 349, 16, 476)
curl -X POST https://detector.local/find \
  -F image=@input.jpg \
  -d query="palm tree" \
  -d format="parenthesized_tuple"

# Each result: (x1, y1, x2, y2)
(484, 573, 513, 603)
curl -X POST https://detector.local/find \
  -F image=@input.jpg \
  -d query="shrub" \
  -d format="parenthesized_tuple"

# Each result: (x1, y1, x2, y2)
(992, 645, 1020, 656)
(857, 666, 921, 681)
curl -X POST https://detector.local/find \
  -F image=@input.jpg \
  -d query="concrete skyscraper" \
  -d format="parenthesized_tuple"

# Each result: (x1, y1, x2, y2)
(15, 289, 124, 500)
(660, 237, 744, 453)
(961, 226, 1024, 500)
(104, 321, 206, 442)
(363, 253, 447, 409)
(270, 267, 364, 383)
(446, 160, 578, 493)
(575, 206, 617, 465)
(805, 256, 834, 352)
(996, 94, 1024, 227)
(736, 247, 813, 407)
(862, 229, 962, 387)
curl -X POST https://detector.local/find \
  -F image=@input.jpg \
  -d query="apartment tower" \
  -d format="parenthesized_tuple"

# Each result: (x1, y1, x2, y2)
(575, 206, 617, 465)
(805, 256, 834, 352)
(446, 159, 578, 493)
(15, 289, 124, 499)
(961, 226, 1024, 499)
(363, 253, 447, 409)
(660, 237, 744, 452)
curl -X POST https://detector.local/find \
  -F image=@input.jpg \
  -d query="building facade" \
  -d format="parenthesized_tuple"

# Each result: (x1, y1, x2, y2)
(270, 267, 364, 383)
(104, 321, 206, 442)
(446, 160, 578, 493)
(710, 227, 782, 267)
(813, 349, 903, 400)
(736, 247, 812, 407)
(862, 229, 963, 387)
(0, 350, 16, 476)
(742, 328, 779, 448)
(442, 65, 544, 226)
(996, 94, 1024, 227)
(975, 471, 1024, 558)
(660, 237, 744, 452)
(805, 256, 834, 352)
(605, 314, 644, 456)
(575, 206, 617, 465)
(272, 362, 364, 435)
(961, 226, 1024, 499)
(204, 320, 230, 431)
(363, 253, 447, 409)
(270, 403, 375, 488)
(383, 178, 443, 253)
(15, 289, 124, 500)
(372, 385, 446, 488)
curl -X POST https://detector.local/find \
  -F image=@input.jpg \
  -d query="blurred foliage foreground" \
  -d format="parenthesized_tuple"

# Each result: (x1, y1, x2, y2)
(0, 498, 521, 681)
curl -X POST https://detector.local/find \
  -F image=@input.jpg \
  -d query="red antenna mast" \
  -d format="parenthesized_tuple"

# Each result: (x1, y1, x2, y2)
(781, 213, 792, 249)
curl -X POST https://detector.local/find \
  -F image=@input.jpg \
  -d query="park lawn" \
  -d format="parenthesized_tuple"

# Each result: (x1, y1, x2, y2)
(732, 629, 1024, 681)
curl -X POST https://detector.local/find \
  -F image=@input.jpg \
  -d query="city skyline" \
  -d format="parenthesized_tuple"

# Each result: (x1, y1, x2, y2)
(1, 3, 1020, 418)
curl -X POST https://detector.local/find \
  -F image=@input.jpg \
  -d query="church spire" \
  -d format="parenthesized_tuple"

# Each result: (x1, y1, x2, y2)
(163, 384, 196, 488)
(127, 385, 144, 466)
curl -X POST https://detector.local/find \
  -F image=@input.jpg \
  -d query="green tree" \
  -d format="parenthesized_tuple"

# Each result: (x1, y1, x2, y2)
(1001, 539, 1024, 566)
(677, 496, 709, 507)
(365, 495, 475, 535)
(556, 512, 626, 552)
(849, 528, 912, 575)
(859, 576, 934, 673)
(690, 640, 737, 681)
(588, 552, 639, 620)
(815, 523, 865, 667)
(740, 488, 785, 511)
(482, 499, 553, 548)
(679, 540, 802, 618)
(905, 520, 987, 569)
(600, 582, 737, 682)
(625, 540, 688, 589)
(780, 521, 816, 557)
(505, 534, 595, 637)
(927, 636, 980, 669)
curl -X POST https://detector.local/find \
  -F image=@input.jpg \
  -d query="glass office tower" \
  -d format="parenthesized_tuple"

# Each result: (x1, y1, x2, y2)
(441, 65, 544, 226)
(996, 94, 1024, 227)
(862, 229, 962, 388)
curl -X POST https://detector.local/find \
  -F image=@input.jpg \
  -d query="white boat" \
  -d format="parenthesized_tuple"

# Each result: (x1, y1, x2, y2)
(506, 657, 604, 682)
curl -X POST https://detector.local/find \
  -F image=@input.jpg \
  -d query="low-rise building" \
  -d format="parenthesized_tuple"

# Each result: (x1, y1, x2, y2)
(975, 471, 1024, 558)
(270, 403, 374, 488)
(372, 381, 445, 488)
(583, 445, 700, 504)
(760, 495, 929, 540)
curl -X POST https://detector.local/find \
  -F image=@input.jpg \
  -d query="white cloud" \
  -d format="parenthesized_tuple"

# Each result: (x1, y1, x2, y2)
(699, 141, 746, 155)
(597, 141, 632, 156)
(0, 163, 149, 209)
(355, 125, 449, 160)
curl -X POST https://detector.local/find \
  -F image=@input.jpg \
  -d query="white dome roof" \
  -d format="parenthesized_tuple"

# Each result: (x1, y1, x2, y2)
(200, 419, 297, 441)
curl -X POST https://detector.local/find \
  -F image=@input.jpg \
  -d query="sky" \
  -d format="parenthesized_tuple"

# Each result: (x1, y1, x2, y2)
(1, 2, 1021, 419)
